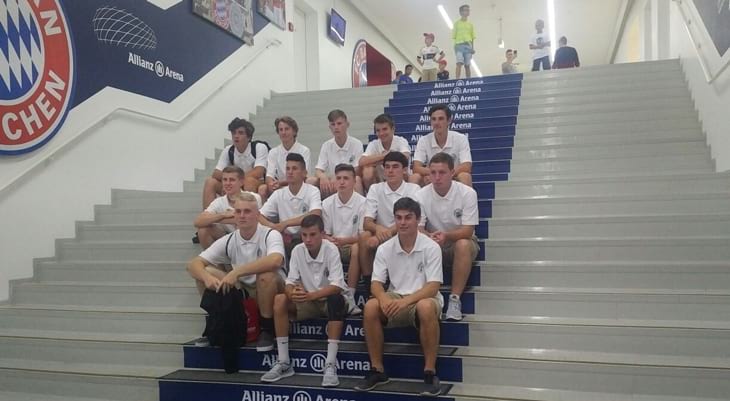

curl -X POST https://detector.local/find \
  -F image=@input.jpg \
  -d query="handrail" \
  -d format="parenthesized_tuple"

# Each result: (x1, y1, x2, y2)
(673, 0, 730, 83)
(0, 38, 282, 200)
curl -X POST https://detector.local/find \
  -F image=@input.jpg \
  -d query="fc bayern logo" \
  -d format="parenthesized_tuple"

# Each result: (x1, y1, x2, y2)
(351, 39, 367, 88)
(1, 0, 75, 155)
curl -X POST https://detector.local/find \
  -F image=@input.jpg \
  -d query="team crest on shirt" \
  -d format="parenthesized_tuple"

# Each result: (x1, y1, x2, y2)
(349, 155, 355, 163)
(1, 0, 75, 155)
(301, 203, 308, 213)
(352, 215, 358, 226)
(257, 248, 262, 258)
(417, 261, 424, 272)
(454, 208, 463, 219)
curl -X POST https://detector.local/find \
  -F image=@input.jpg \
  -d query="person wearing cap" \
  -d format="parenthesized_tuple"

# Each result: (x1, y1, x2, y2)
(437, 59, 450, 81)
(417, 33, 445, 82)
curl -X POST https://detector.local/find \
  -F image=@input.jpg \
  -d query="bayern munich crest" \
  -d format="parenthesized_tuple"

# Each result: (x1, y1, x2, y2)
(1, 0, 75, 155)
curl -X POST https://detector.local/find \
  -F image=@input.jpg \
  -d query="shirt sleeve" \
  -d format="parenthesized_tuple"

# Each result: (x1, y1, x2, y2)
(285, 245, 302, 286)
(414, 136, 429, 164)
(307, 186, 323, 212)
(395, 136, 411, 155)
(356, 199, 366, 234)
(204, 197, 225, 213)
(254, 143, 269, 169)
(363, 140, 377, 157)
(461, 187, 479, 226)
(372, 245, 389, 283)
(364, 187, 379, 220)
(414, 189, 428, 228)
(302, 146, 312, 174)
(326, 244, 347, 290)
(215, 145, 231, 171)
(264, 229, 286, 258)
(458, 134, 472, 163)
(315, 143, 328, 172)
(259, 192, 279, 220)
(423, 241, 443, 284)
(322, 199, 334, 235)
(199, 233, 233, 266)
(265, 148, 277, 179)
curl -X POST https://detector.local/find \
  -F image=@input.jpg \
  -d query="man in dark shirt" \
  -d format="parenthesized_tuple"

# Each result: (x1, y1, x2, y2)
(553, 36, 580, 69)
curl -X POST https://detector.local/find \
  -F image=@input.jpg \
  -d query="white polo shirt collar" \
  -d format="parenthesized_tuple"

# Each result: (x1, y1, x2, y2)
(384, 180, 409, 197)
(429, 131, 453, 151)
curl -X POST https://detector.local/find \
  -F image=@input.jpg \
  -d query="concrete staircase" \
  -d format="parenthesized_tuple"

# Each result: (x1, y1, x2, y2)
(3, 60, 730, 401)
(0, 86, 392, 401)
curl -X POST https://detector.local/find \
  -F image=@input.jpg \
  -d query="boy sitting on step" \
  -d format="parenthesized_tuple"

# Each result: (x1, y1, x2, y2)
(415, 152, 479, 321)
(354, 197, 443, 397)
(309, 109, 364, 197)
(194, 166, 262, 249)
(260, 215, 347, 387)
(359, 113, 411, 193)
(321, 163, 367, 314)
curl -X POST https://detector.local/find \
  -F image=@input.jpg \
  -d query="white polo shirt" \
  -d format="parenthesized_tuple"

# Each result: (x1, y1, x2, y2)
(215, 143, 269, 173)
(315, 136, 364, 176)
(416, 182, 479, 232)
(286, 239, 347, 293)
(266, 142, 312, 179)
(362, 136, 411, 158)
(199, 224, 285, 286)
(260, 183, 322, 235)
(373, 233, 444, 308)
(205, 191, 263, 233)
(365, 181, 421, 227)
(413, 130, 472, 167)
(322, 192, 366, 238)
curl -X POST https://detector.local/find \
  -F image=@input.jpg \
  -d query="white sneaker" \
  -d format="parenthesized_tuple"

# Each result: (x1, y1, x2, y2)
(345, 288, 362, 315)
(260, 361, 295, 382)
(321, 362, 339, 387)
(444, 294, 463, 321)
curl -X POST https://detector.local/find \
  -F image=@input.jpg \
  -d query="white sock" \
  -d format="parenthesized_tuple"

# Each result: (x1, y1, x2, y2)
(450, 294, 460, 301)
(276, 336, 290, 365)
(326, 339, 339, 365)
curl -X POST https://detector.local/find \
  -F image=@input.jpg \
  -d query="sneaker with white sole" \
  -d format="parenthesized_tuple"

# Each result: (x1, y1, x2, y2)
(260, 361, 294, 382)
(444, 294, 463, 321)
(345, 288, 362, 315)
(321, 362, 339, 387)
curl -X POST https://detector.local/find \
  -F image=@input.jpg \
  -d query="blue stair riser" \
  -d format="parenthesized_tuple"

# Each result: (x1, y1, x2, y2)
(395, 117, 516, 134)
(183, 347, 463, 382)
(349, 291, 475, 315)
(388, 106, 518, 123)
(390, 88, 522, 106)
(393, 81, 522, 100)
(160, 381, 457, 401)
(344, 264, 482, 286)
(286, 319, 469, 346)
(479, 201, 492, 218)
(472, 160, 512, 174)
(397, 125, 516, 139)
(396, 74, 523, 91)
(386, 97, 520, 115)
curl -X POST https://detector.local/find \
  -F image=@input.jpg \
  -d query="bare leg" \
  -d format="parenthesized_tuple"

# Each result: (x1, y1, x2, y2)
(243, 176, 260, 193)
(455, 63, 463, 79)
(363, 298, 386, 370)
(362, 166, 376, 192)
(256, 271, 283, 319)
(417, 299, 440, 371)
(347, 243, 361, 288)
(272, 293, 293, 337)
(197, 226, 226, 249)
(465, 65, 472, 78)
(450, 239, 474, 297)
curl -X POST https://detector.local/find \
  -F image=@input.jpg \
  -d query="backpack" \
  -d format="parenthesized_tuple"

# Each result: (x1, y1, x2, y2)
(228, 140, 271, 165)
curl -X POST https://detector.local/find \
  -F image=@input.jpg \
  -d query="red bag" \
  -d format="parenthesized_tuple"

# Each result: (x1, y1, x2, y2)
(242, 297, 260, 343)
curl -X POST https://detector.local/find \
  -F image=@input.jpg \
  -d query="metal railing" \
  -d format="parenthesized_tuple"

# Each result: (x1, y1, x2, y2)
(0, 38, 282, 200)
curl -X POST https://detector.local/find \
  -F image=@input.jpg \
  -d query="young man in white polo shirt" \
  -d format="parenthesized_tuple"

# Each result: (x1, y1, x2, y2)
(321, 164, 366, 315)
(310, 109, 364, 197)
(194, 166, 263, 249)
(359, 113, 411, 192)
(354, 197, 443, 397)
(187, 192, 285, 352)
(202, 117, 269, 208)
(258, 116, 312, 201)
(261, 215, 347, 387)
(415, 152, 479, 321)
(260, 153, 322, 258)
(410, 104, 473, 187)
(359, 152, 421, 295)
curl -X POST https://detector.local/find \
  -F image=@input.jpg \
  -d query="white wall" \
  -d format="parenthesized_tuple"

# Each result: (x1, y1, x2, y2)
(0, 0, 407, 301)
(615, 0, 730, 171)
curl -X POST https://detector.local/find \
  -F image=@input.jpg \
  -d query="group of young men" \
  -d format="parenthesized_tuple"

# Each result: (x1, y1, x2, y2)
(186, 104, 479, 396)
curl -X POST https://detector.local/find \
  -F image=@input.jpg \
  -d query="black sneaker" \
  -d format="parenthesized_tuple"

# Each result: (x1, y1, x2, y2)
(255, 330, 274, 352)
(420, 371, 441, 397)
(192, 233, 200, 244)
(353, 369, 390, 391)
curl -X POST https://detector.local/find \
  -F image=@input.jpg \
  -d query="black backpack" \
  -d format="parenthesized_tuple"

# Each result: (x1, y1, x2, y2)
(228, 140, 271, 165)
